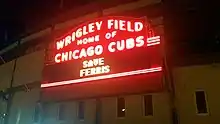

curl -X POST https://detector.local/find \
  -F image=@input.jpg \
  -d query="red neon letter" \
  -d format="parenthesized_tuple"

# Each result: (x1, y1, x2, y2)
(76, 28, 82, 38)
(73, 50, 79, 59)
(65, 36, 71, 46)
(55, 54, 61, 63)
(56, 40, 64, 50)
(126, 38, 135, 49)
(96, 21, 103, 30)
(117, 40, 125, 51)
(108, 42, 116, 52)
(108, 19, 114, 29)
(119, 20, 126, 31)
(134, 22, 143, 32)
(61, 52, 69, 62)
(87, 46, 95, 57)
(136, 36, 144, 47)
(95, 45, 103, 55)
(127, 21, 134, 32)
(71, 32, 76, 42)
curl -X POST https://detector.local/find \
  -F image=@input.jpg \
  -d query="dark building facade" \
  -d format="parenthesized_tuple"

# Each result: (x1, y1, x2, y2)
(0, 0, 220, 124)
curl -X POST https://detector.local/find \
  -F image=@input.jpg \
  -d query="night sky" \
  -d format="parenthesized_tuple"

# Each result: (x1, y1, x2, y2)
(164, 0, 220, 57)
(0, 0, 61, 49)
(0, 0, 220, 56)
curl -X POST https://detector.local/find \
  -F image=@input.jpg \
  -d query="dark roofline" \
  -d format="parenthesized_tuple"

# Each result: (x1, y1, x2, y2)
(172, 52, 220, 67)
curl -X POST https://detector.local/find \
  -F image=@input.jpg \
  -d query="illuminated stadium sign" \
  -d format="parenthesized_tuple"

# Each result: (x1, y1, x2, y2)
(41, 16, 162, 88)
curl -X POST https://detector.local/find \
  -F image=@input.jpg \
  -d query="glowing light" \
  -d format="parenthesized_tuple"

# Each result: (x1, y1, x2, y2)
(41, 67, 162, 88)
(107, 36, 145, 53)
(147, 36, 160, 43)
(82, 58, 105, 68)
(54, 45, 104, 63)
(147, 42, 160, 46)
(56, 21, 103, 50)
(77, 35, 100, 45)
(80, 65, 110, 77)
(55, 54, 61, 63)
(56, 40, 65, 50)
(146, 36, 160, 46)
(45, 17, 163, 91)
(107, 20, 143, 32)
(108, 42, 116, 52)
(81, 58, 110, 77)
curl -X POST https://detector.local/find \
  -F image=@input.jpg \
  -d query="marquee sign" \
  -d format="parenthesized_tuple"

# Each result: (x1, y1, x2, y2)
(41, 16, 162, 88)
